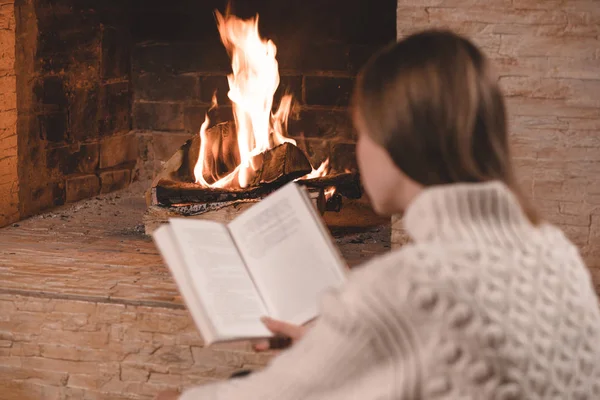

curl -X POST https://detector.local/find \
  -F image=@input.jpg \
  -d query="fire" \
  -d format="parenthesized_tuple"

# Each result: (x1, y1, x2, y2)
(302, 158, 329, 180)
(324, 186, 336, 200)
(194, 10, 327, 189)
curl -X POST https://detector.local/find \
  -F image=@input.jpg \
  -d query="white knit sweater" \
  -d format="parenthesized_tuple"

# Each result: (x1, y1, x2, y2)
(181, 181, 600, 399)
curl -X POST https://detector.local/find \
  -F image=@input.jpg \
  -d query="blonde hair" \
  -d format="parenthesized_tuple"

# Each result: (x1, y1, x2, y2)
(353, 30, 540, 224)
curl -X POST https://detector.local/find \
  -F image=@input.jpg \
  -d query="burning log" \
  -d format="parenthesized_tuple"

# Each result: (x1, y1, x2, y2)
(248, 142, 312, 186)
(152, 179, 282, 207)
(151, 172, 360, 207)
(151, 122, 312, 190)
(300, 173, 362, 199)
(176, 121, 239, 184)
(184, 121, 239, 184)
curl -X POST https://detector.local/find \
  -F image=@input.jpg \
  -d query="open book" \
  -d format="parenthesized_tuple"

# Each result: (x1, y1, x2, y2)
(152, 182, 347, 345)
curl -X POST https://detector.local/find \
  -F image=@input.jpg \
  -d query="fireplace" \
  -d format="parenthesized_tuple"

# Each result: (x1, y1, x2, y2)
(137, 5, 394, 232)
(132, 1, 396, 182)
(0, 0, 396, 229)
(0, 1, 599, 398)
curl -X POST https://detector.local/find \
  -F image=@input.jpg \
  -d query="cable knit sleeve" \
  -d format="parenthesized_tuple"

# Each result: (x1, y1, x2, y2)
(178, 272, 398, 400)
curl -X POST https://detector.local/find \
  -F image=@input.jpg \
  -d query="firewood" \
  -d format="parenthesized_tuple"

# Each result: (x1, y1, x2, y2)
(299, 172, 362, 199)
(152, 122, 312, 188)
(149, 122, 239, 190)
(248, 142, 312, 186)
(185, 122, 240, 184)
(152, 171, 361, 207)
(152, 179, 280, 206)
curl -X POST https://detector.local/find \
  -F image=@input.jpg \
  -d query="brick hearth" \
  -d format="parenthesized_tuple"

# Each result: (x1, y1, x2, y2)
(0, 181, 389, 398)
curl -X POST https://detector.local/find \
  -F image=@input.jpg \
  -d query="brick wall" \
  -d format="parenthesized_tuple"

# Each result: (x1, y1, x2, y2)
(134, 0, 396, 180)
(392, 0, 600, 291)
(13, 0, 134, 221)
(0, 294, 270, 399)
(0, 2, 17, 227)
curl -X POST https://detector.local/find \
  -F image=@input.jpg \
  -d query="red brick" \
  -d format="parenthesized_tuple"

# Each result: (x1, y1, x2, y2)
(0, 30, 15, 71)
(121, 366, 150, 382)
(65, 174, 101, 203)
(510, 115, 569, 131)
(9, 342, 40, 358)
(67, 373, 113, 390)
(137, 310, 192, 334)
(559, 224, 590, 248)
(499, 35, 597, 59)
(427, 7, 566, 25)
(99, 133, 138, 169)
(53, 300, 97, 314)
(533, 160, 600, 182)
(99, 169, 132, 194)
(151, 132, 192, 162)
(395, 8, 429, 35)
(122, 345, 193, 374)
(506, 98, 600, 119)
(559, 201, 600, 217)
(512, 0, 565, 9)
(397, 0, 511, 6)
(0, 69, 17, 228)
(586, 192, 600, 205)
(0, 365, 68, 386)
(533, 179, 587, 202)
(39, 328, 109, 348)
(500, 77, 600, 108)
(20, 357, 119, 375)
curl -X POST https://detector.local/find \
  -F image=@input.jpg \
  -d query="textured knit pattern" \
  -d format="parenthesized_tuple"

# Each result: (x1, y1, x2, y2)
(181, 181, 600, 399)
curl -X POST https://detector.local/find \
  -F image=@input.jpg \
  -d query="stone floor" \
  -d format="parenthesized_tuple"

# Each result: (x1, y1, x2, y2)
(0, 181, 390, 399)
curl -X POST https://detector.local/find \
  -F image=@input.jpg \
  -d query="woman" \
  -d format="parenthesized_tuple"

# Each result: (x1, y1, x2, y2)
(158, 30, 600, 399)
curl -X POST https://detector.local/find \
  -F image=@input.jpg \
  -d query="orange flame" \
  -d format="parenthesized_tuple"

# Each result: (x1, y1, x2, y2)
(194, 10, 328, 188)
(301, 158, 329, 180)
(324, 186, 336, 201)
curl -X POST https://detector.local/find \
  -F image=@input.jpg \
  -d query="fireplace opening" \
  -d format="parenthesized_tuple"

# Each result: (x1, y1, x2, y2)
(132, 1, 397, 231)
(136, 2, 396, 231)
(3, 0, 396, 228)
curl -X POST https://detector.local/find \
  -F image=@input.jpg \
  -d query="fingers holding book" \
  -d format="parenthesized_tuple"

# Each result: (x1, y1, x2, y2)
(252, 317, 311, 352)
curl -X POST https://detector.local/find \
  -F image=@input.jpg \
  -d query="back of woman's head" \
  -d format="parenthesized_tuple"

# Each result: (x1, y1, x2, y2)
(353, 29, 539, 224)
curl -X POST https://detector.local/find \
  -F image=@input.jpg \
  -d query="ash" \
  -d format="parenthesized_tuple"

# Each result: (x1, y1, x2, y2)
(25, 180, 390, 265)
(29, 180, 151, 238)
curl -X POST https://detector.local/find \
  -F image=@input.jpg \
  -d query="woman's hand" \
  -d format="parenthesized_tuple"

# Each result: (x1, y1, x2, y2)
(253, 317, 313, 352)
(154, 389, 180, 400)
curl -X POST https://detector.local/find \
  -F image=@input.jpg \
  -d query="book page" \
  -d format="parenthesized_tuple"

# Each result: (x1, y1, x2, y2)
(169, 219, 271, 339)
(228, 183, 347, 325)
(153, 226, 217, 344)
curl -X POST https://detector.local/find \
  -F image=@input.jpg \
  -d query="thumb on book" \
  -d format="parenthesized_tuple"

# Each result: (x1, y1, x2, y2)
(260, 316, 304, 339)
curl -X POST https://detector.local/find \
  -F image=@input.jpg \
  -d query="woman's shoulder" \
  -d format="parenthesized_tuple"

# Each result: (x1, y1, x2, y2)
(342, 238, 537, 313)
(340, 243, 467, 313)
(343, 225, 592, 318)
(347, 241, 483, 287)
